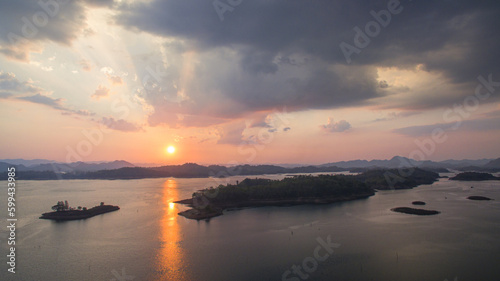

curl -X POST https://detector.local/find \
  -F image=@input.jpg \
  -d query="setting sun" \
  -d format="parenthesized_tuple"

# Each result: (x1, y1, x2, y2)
(167, 146, 176, 154)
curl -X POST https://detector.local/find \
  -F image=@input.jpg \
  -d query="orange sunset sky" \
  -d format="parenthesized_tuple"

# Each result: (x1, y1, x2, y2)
(1, 1, 500, 165)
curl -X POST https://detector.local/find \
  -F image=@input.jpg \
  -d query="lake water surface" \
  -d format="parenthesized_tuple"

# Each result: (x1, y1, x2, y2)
(1, 173, 499, 280)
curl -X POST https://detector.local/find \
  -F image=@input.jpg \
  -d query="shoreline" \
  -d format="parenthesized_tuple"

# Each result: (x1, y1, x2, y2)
(175, 191, 375, 220)
(39, 205, 120, 221)
(391, 207, 440, 216)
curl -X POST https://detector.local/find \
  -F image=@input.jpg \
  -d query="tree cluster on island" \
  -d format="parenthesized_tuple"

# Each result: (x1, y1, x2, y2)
(449, 172, 500, 181)
(198, 174, 374, 205)
(177, 168, 440, 220)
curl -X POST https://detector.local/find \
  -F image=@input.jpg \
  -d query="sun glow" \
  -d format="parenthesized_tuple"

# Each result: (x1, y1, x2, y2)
(167, 146, 176, 154)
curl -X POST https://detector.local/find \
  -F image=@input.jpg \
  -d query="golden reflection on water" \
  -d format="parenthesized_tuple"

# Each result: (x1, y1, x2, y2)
(155, 179, 187, 280)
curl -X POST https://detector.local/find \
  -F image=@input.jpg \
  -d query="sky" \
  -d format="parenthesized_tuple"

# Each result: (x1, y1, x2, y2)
(0, 0, 499, 165)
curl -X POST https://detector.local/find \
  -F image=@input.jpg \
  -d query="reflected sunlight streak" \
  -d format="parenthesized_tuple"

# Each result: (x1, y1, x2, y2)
(155, 179, 187, 280)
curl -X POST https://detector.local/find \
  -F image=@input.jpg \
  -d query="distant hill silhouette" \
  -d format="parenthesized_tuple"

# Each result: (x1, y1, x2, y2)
(62, 160, 135, 172)
(0, 159, 57, 166)
(319, 156, 494, 169)
(440, 158, 493, 167)
(1, 162, 344, 180)
(72, 163, 344, 180)
(484, 158, 500, 168)
(0, 162, 27, 171)
(0, 160, 135, 173)
(319, 156, 424, 169)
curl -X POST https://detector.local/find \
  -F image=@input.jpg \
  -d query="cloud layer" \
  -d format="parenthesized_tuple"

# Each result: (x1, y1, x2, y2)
(115, 0, 500, 127)
(0, 0, 88, 61)
(1, 0, 499, 152)
(393, 117, 500, 137)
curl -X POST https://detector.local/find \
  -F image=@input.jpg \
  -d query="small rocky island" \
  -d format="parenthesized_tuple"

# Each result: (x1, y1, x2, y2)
(40, 201, 120, 221)
(467, 196, 493, 201)
(450, 172, 500, 181)
(391, 207, 440, 216)
(176, 168, 440, 220)
(412, 201, 426, 205)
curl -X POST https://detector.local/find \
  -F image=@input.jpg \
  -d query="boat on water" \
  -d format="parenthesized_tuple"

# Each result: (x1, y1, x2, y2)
(39, 201, 120, 221)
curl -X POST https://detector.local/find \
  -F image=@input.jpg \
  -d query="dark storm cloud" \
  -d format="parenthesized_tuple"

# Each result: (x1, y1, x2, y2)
(0, 92, 13, 99)
(482, 109, 500, 118)
(135, 48, 382, 125)
(0, 0, 88, 61)
(85, 0, 114, 7)
(117, 0, 500, 80)
(115, 0, 500, 126)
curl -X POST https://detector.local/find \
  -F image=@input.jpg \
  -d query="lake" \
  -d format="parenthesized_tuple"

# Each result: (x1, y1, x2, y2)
(1, 173, 499, 280)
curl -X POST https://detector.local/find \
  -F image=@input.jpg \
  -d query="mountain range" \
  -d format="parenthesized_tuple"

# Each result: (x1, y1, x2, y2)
(0, 160, 135, 172)
(0, 156, 499, 180)
(319, 156, 496, 169)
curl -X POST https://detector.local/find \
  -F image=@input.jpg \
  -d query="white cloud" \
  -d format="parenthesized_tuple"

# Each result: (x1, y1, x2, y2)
(321, 118, 351, 133)
(91, 85, 111, 99)
(100, 66, 114, 74)
(108, 75, 123, 85)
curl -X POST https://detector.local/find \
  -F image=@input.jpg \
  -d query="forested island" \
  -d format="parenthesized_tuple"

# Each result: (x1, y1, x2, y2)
(356, 168, 439, 190)
(450, 172, 500, 181)
(412, 201, 426, 205)
(391, 207, 440, 216)
(467, 196, 493, 201)
(176, 168, 440, 220)
(39, 201, 120, 221)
